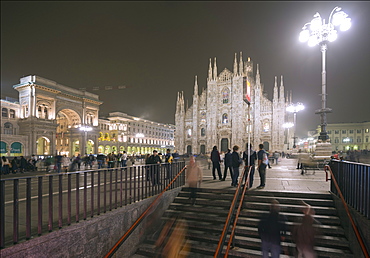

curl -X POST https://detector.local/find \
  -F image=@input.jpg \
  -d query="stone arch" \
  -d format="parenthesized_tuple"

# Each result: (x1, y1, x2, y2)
(56, 109, 82, 129)
(36, 136, 50, 155)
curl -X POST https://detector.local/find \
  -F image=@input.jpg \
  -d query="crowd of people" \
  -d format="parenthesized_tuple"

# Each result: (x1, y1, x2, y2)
(0, 150, 181, 175)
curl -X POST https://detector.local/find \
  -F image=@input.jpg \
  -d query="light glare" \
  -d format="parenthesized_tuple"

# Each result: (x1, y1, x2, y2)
(340, 18, 351, 31)
(299, 30, 310, 42)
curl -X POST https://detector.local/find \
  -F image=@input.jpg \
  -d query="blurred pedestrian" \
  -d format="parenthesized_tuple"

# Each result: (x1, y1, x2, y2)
(210, 146, 222, 180)
(258, 199, 288, 258)
(186, 156, 203, 205)
(292, 203, 321, 258)
(155, 214, 190, 258)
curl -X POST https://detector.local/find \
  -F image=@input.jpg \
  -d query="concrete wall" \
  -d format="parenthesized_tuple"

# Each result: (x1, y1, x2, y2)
(0, 187, 182, 258)
(332, 194, 370, 258)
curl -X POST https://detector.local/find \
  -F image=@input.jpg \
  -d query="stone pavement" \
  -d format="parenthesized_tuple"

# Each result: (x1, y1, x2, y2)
(194, 156, 330, 193)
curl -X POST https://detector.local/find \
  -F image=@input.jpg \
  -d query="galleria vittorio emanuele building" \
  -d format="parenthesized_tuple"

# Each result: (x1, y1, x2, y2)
(175, 52, 294, 154)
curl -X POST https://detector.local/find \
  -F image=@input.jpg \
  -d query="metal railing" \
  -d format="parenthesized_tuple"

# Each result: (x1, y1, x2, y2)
(327, 160, 370, 219)
(104, 164, 187, 258)
(0, 161, 185, 248)
(324, 162, 370, 257)
(214, 165, 252, 258)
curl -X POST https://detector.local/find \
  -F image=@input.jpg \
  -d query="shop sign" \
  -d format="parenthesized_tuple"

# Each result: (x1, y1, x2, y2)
(10, 142, 22, 153)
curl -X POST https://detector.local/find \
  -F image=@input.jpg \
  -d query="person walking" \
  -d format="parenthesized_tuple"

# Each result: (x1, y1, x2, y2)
(257, 144, 268, 189)
(258, 200, 288, 258)
(231, 145, 242, 187)
(210, 146, 222, 180)
(222, 148, 233, 181)
(186, 156, 203, 205)
(292, 203, 321, 258)
(243, 144, 257, 188)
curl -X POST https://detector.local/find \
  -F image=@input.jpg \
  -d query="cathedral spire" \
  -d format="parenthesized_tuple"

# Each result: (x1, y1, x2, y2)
(239, 52, 243, 76)
(279, 75, 285, 103)
(233, 53, 238, 76)
(256, 63, 261, 86)
(208, 58, 212, 81)
(273, 76, 278, 101)
(194, 75, 198, 96)
(213, 57, 218, 81)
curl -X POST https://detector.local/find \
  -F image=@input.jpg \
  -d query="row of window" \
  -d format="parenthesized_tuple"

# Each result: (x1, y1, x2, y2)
(329, 129, 370, 134)
(333, 137, 369, 143)
(2, 108, 16, 118)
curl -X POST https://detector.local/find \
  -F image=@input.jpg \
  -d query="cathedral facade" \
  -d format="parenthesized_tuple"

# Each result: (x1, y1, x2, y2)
(175, 53, 292, 154)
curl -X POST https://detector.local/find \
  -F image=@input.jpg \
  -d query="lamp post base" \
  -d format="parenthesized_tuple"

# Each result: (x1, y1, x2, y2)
(318, 132, 330, 142)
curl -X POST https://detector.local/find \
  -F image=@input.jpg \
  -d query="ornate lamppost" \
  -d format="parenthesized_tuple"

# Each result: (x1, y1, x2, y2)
(286, 103, 305, 149)
(299, 6, 351, 142)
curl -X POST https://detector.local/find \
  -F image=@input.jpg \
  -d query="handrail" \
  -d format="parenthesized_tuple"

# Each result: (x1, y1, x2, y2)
(214, 165, 251, 258)
(224, 165, 252, 257)
(324, 165, 370, 258)
(103, 165, 188, 258)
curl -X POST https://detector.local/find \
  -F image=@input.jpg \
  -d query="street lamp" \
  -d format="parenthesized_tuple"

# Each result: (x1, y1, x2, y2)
(287, 103, 305, 149)
(80, 125, 92, 154)
(299, 6, 351, 142)
(283, 122, 294, 150)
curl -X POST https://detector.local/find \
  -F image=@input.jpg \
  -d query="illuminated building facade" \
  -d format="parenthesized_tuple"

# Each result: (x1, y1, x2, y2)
(175, 53, 292, 154)
(1, 75, 174, 157)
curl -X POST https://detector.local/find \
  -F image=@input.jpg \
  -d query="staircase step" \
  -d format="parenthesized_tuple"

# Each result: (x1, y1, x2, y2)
(134, 188, 354, 257)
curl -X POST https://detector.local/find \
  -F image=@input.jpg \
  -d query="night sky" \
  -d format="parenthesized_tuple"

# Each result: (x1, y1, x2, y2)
(2, 1, 370, 138)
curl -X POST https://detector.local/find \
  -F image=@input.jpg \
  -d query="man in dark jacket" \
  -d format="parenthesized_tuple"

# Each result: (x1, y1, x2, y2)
(222, 149, 233, 181)
(243, 144, 257, 188)
(19, 156, 28, 173)
(258, 200, 287, 258)
(210, 146, 222, 180)
(147, 150, 162, 185)
(231, 145, 242, 187)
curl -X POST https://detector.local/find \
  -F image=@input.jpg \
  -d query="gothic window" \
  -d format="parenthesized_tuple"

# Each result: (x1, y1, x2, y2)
(187, 128, 192, 138)
(201, 128, 205, 136)
(222, 88, 229, 104)
(2, 108, 8, 118)
(10, 109, 15, 118)
(263, 121, 270, 132)
(4, 122, 13, 134)
(200, 111, 206, 123)
(222, 114, 228, 124)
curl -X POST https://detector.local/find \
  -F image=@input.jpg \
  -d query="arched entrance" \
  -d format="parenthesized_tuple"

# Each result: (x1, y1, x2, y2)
(200, 145, 206, 154)
(221, 138, 229, 152)
(36, 137, 50, 155)
(56, 109, 82, 155)
(186, 145, 192, 154)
